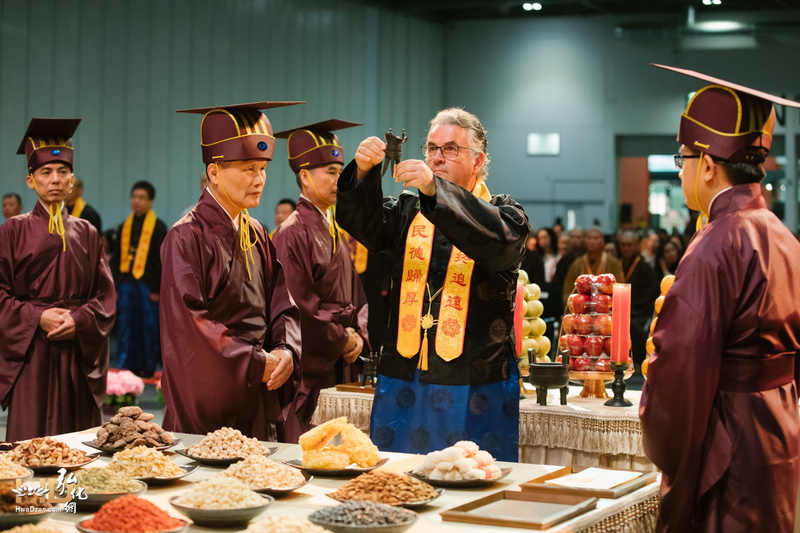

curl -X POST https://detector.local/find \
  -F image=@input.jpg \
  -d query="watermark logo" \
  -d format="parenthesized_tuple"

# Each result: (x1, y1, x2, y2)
(12, 468, 86, 513)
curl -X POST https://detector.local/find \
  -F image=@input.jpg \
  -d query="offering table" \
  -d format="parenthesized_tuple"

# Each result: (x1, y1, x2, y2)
(312, 386, 654, 471)
(30, 428, 659, 532)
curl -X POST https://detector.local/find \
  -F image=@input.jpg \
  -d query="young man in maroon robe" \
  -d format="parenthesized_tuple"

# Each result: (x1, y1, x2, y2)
(0, 118, 116, 441)
(640, 65, 800, 532)
(161, 102, 303, 441)
(272, 120, 369, 443)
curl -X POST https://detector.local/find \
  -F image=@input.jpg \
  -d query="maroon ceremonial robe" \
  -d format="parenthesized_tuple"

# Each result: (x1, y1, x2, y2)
(0, 202, 115, 441)
(159, 190, 301, 441)
(640, 184, 800, 532)
(272, 198, 370, 442)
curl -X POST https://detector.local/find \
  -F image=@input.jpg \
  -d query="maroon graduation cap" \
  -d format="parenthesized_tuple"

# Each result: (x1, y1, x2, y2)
(653, 63, 800, 165)
(274, 119, 362, 173)
(17, 118, 81, 172)
(177, 101, 304, 163)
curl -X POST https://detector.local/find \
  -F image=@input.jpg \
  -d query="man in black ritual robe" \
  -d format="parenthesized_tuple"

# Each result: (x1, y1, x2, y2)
(65, 178, 102, 234)
(337, 108, 529, 461)
(640, 65, 800, 532)
(0, 118, 116, 441)
(272, 120, 369, 442)
(161, 102, 303, 441)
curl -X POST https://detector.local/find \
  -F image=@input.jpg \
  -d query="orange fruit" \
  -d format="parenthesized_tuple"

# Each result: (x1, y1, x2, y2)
(654, 295, 665, 314)
(660, 275, 675, 295)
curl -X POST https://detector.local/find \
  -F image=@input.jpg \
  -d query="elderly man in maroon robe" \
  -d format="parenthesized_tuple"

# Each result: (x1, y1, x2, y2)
(272, 120, 370, 443)
(161, 102, 303, 441)
(640, 65, 800, 532)
(0, 118, 116, 441)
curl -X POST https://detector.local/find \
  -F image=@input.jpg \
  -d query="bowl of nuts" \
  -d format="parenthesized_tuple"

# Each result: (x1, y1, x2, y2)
(4, 437, 99, 475)
(326, 471, 443, 509)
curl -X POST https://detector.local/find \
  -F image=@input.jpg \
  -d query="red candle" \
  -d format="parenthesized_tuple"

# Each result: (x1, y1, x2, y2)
(514, 281, 524, 355)
(611, 283, 631, 362)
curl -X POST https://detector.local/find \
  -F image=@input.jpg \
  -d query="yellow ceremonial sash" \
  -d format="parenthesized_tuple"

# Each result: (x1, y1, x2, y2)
(396, 180, 492, 370)
(119, 210, 156, 280)
(352, 240, 368, 274)
(71, 197, 86, 218)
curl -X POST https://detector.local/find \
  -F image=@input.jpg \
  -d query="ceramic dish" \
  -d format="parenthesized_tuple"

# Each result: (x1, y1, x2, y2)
(406, 467, 512, 488)
(172, 446, 278, 466)
(26, 453, 101, 476)
(74, 479, 148, 512)
(0, 466, 34, 485)
(252, 470, 312, 497)
(308, 509, 417, 533)
(0, 509, 52, 528)
(77, 516, 188, 533)
(134, 463, 199, 486)
(168, 494, 273, 527)
(283, 457, 389, 478)
(81, 438, 182, 456)
(326, 487, 445, 509)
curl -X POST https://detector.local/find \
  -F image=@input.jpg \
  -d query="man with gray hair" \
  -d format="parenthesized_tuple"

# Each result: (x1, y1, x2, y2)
(336, 108, 529, 461)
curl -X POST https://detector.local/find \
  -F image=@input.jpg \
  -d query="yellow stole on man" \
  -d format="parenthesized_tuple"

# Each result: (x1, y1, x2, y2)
(119, 210, 157, 279)
(396, 180, 491, 370)
(71, 197, 86, 218)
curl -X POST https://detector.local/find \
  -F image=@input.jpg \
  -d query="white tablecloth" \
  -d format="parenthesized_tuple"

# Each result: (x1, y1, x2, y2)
(25, 428, 659, 533)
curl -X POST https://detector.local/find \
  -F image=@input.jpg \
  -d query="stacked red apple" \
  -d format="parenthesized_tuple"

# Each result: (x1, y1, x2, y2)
(557, 273, 615, 373)
(518, 270, 551, 363)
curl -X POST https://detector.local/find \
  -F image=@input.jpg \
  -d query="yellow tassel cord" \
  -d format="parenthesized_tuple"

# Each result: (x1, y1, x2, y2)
(304, 169, 341, 253)
(216, 163, 259, 281)
(694, 151, 709, 231)
(29, 177, 67, 252)
(418, 285, 443, 371)
(48, 203, 67, 252)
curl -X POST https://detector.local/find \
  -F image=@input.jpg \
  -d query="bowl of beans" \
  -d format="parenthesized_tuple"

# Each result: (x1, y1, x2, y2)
(308, 501, 418, 533)
(169, 477, 273, 527)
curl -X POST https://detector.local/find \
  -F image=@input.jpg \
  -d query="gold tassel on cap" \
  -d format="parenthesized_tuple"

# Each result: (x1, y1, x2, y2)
(694, 151, 710, 231)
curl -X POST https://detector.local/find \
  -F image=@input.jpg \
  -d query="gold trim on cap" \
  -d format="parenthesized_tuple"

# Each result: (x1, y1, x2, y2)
(286, 129, 343, 161)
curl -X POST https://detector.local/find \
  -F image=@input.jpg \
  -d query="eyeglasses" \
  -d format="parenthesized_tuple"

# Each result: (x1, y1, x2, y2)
(421, 144, 478, 160)
(673, 154, 701, 169)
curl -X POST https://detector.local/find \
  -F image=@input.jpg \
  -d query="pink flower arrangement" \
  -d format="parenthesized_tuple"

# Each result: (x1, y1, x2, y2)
(104, 370, 145, 407)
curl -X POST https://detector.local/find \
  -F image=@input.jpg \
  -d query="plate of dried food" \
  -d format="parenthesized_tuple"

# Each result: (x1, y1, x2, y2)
(407, 467, 512, 488)
(252, 470, 313, 497)
(81, 438, 182, 456)
(134, 463, 199, 486)
(75, 479, 148, 512)
(172, 446, 278, 467)
(283, 457, 390, 478)
(27, 453, 101, 476)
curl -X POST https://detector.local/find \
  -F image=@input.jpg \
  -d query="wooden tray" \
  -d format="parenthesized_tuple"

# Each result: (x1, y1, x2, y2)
(335, 382, 376, 393)
(440, 490, 597, 530)
(520, 465, 659, 499)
